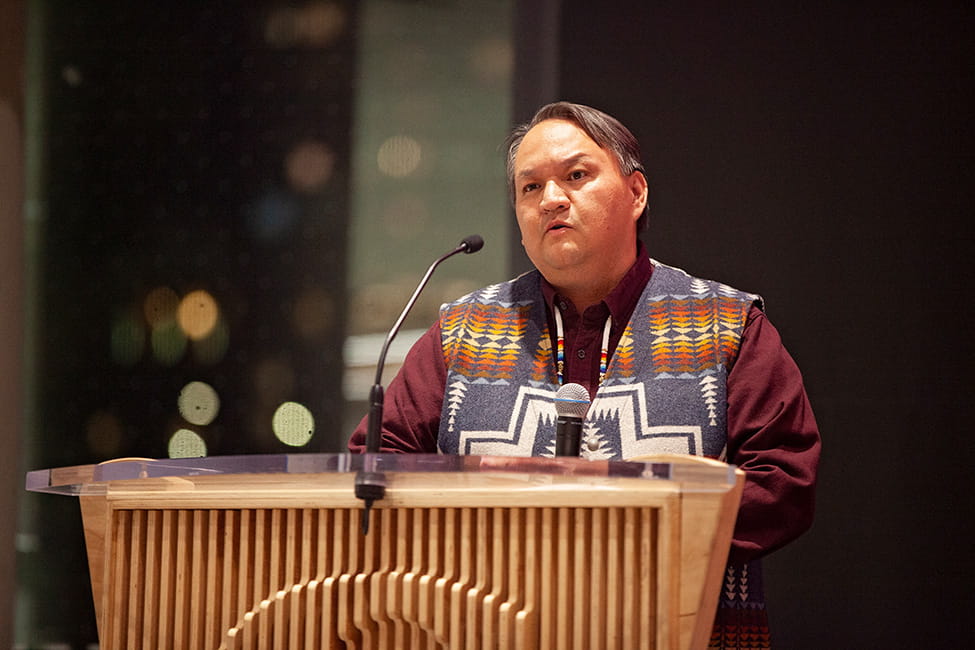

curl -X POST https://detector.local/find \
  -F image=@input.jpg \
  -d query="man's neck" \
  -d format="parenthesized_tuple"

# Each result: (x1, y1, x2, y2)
(554, 255, 638, 312)
(541, 240, 649, 314)
(557, 279, 622, 313)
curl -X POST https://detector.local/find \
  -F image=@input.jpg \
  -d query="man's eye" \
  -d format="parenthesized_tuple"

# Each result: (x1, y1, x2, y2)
(522, 183, 539, 194)
(568, 170, 586, 181)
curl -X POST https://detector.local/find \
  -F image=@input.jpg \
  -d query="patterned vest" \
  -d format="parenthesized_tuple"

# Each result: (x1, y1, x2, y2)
(436, 260, 771, 648)
(436, 260, 761, 461)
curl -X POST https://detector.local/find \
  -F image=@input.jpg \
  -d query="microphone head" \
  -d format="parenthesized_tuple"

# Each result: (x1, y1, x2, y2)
(554, 382, 590, 419)
(460, 234, 484, 253)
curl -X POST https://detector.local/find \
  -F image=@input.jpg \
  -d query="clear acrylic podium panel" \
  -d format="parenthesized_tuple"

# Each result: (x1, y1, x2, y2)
(26, 454, 743, 650)
(26, 452, 739, 496)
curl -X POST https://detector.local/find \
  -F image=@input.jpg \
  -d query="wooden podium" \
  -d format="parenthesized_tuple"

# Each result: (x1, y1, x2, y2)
(27, 453, 743, 649)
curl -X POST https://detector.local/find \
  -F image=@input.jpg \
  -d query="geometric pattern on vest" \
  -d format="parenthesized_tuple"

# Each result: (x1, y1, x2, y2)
(437, 259, 761, 462)
(437, 260, 770, 649)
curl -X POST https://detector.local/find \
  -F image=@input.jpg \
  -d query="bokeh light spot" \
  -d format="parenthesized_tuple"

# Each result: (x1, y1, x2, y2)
(192, 316, 230, 365)
(144, 286, 180, 328)
(151, 321, 188, 366)
(285, 140, 335, 193)
(300, 3, 347, 45)
(469, 37, 513, 84)
(272, 402, 315, 447)
(178, 381, 220, 426)
(177, 289, 220, 340)
(110, 310, 145, 366)
(62, 65, 83, 87)
(248, 191, 300, 242)
(377, 135, 422, 178)
(168, 429, 207, 458)
(265, 3, 346, 48)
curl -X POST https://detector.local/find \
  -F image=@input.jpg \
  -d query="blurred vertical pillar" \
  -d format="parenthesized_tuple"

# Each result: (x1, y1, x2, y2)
(509, 0, 561, 276)
(0, 1, 26, 647)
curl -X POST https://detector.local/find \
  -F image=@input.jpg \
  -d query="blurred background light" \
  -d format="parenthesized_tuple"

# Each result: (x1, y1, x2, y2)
(61, 65, 83, 87)
(272, 401, 315, 447)
(110, 309, 145, 366)
(177, 289, 220, 340)
(191, 315, 230, 365)
(143, 286, 179, 329)
(247, 190, 300, 242)
(265, 2, 347, 48)
(177, 381, 220, 426)
(377, 135, 422, 178)
(168, 429, 208, 458)
(468, 37, 513, 83)
(285, 140, 335, 193)
(151, 321, 188, 367)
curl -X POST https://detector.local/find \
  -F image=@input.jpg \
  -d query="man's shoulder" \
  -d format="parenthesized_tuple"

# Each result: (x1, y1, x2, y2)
(648, 259, 763, 308)
(441, 269, 543, 310)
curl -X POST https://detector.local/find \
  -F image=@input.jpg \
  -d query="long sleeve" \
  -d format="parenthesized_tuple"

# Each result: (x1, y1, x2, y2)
(725, 306, 821, 564)
(347, 321, 446, 453)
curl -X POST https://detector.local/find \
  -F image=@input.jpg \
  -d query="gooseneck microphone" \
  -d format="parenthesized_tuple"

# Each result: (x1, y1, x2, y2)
(355, 234, 484, 534)
(554, 382, 590, 456)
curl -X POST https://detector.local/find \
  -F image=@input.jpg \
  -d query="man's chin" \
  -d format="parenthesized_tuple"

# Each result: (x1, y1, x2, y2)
(534, 253, 590, 282)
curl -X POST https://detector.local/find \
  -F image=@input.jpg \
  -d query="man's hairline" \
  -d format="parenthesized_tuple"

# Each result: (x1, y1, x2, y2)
(510, 120, 630, 183)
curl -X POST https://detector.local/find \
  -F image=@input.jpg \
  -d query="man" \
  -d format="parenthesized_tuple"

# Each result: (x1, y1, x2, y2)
(350, 101, 820, 649)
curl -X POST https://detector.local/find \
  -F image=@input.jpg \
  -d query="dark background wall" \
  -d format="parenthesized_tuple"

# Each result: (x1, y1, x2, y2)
(554, 1, 973, 647)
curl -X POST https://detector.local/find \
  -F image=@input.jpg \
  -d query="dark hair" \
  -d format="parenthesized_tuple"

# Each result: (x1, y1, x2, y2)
(505, 101, 649, 231)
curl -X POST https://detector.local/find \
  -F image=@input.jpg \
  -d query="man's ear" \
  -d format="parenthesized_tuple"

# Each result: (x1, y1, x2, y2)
(629, 170, 648, 217)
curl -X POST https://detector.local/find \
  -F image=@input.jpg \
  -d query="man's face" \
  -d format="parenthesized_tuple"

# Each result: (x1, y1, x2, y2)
(512, 119, 647, 300)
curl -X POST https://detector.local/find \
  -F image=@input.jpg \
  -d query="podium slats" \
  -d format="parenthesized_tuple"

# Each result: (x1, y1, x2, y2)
(78, 464, 739, 649)
(142, 510, 161, 647)
(92, 503, 678, 648)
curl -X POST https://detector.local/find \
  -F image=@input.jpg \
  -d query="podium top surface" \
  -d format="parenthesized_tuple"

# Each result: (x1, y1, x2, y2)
(26, 453, 739, 498)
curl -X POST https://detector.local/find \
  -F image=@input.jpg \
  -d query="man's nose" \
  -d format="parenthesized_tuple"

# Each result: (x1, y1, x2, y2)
(540, 180, 569, 211)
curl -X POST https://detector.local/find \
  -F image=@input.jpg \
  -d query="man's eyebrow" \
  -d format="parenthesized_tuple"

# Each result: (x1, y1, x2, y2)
(516, 153, 594, 179)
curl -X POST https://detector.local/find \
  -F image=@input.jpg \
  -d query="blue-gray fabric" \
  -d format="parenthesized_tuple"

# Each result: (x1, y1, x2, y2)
(436, 261, 761, 461)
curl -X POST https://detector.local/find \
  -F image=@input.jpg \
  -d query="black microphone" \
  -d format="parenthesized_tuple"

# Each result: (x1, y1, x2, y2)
(554, 383, 590, 456)
(355, 234, 485, 533)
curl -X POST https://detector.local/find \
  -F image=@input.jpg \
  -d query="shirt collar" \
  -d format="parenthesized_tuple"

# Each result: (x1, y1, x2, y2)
(540, 240, 654, 324)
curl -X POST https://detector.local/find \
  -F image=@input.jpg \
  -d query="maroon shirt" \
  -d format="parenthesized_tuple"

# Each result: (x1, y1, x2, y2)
(349, 245, 821, 564)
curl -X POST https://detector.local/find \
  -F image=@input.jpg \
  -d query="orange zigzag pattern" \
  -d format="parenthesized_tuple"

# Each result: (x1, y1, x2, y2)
(442, 302, 532, 381)
(614, 326, 637, 377)
(648, 297, 749, 374)
(531, 332, 553, 383)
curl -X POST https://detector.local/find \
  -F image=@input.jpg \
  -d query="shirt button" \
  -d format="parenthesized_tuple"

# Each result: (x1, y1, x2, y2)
(587, 439, 600, 451)
(577, 349, 586, 359)
(559, 301, 568, 311)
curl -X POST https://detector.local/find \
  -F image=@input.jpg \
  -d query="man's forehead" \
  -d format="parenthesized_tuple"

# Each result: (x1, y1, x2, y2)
(514, 120, 607, 174)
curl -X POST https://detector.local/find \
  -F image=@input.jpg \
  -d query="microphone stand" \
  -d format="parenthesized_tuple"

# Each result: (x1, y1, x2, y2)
(355, 235, 484, 534)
